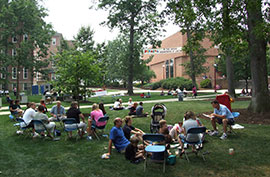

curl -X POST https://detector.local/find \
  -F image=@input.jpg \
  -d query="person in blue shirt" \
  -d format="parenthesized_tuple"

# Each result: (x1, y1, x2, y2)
(209, 100, 234, 140)
(107, 118, 130, 157)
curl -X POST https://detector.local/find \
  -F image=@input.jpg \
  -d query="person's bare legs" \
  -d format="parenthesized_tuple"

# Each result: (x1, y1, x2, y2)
(222, 119, 228, 134)
(211, 118, 217, 131)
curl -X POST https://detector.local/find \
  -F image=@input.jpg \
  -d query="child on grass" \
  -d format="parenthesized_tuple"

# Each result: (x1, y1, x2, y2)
(125, 136, 144, 164)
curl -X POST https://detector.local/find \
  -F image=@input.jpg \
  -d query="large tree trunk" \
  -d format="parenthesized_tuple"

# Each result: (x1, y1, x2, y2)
(186, 28, 196, 87)
(127, 16, 135, 95)
(222, 0, 236, 98)
(225, 49, 236, 98)
(246, 0, 270, 113)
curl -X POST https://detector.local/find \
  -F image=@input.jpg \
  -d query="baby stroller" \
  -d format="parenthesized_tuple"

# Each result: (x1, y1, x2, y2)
(150, 103, 167, 133)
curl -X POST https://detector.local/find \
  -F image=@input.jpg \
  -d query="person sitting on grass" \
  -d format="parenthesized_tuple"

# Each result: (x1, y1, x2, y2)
(178, 111, 201, 157)
(113, 99, 124, 110)
(135, 102, 148, 117)
(208, 100, 234, 140)
(128, 102, 138, 116)
(140, 93, 145, 98)
(169, 121, 183, 142)
(40, 99, 48, 113)
(159, 120, 172, 153)
(49, 101, 66, 121)
(160, 90, 165, 96)
(127, 98, 133, 109)
(106, 118, 130, 157)
(125, 136, 145, 164)
(123, 116, 144, 141)
(87, 103, 104, 140)
(9, 100, 23, 117)
(66, 101, 87, 138)
(33, 105, 57, 140)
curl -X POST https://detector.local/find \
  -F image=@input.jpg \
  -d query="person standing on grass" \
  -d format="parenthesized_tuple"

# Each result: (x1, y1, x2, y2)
(208, 100, 234, 140)
(106, 118, 130, 157)
(66, 101, 87, 138)
(13, 87, 17, 97)
(192, 85, 197, 98)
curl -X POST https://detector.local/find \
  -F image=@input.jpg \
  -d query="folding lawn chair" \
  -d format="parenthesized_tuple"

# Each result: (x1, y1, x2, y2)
(143, 134, 166, 173)
(181, 127, 207, 163)
(91, 116, 109, 140)
(62, 118, 79, 139)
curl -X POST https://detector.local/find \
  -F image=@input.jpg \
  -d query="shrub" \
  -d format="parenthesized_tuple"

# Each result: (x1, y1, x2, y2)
(150, 77, 193, 90)
(200, 79, 212, 88)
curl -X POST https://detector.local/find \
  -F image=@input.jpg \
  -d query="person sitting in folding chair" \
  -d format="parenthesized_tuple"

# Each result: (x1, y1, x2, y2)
(86, 103, 104, 140)
(49, 101, 66, 122)
(19, 102, 36, 135)
(33, 105, 56, 139)
(66, 101, 87, 138)
(106, 118, 130, 158)
(179, 111, 203, 157)
(208, 100, 234, 140)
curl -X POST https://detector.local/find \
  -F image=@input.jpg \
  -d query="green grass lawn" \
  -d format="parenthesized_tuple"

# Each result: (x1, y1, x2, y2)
(1, 100, 269, 177)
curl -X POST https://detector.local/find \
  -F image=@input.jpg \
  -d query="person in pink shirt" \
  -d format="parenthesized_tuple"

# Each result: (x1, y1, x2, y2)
(87, 103, 104, 140)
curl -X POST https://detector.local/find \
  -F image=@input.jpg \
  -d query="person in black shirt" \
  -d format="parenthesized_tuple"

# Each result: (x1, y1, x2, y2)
(123, 116, 144, 140)
(128, 102, 138, 116)
(9, 100, 23, 117)
(66, 101, 87, 138)
(125, 136, 144, 164)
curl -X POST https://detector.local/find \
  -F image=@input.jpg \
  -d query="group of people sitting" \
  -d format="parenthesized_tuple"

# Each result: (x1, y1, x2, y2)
(104, 99, 235, 163)
(112, 98, 148, 117)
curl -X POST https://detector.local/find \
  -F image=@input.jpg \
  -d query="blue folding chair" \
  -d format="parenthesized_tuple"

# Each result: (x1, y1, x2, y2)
(62, 118, 79, 139)
(143, 134, 166, 173)
(229, 112, 240, 134)
(32, 120, 54, 137)
(91, 116, 109, 140)
(181, 127, 206, 162)
(14, 118, 32, 137)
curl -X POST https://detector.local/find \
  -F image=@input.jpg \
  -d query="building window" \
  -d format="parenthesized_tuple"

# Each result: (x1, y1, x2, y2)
(23, 34, 28, 41)
(23, 67, 28, 79)
(12, 49, 16, 56)
(12, 36, 17, 43)
(165, 60, 169, 79)
(1, 67, 6, 79)
(12, 67, 17, 79)
(52, 38, 56, 45)
(12, 83, 17, 90)
(170, 59, 174, 78)
(23, 83, 28, 91)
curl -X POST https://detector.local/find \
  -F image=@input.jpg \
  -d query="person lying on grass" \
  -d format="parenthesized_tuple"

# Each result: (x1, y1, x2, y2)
(106, 118, 130, 157)
(125, 136, 145, 164)
(178, 111, 202, 157)
(123, 116, 144, 141)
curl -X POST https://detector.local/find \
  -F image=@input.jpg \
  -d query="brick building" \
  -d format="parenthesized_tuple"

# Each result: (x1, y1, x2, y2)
(0, 33, 67, 92)
(143, 32, 222, 87)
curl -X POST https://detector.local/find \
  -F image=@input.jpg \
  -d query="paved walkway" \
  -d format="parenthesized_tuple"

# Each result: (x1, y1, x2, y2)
(0, 94, 217, 116)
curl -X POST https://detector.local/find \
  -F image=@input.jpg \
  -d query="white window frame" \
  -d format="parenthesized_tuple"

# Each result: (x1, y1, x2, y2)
(23, 34, 28, 41)
(52, 38, 56, 45)
(23, 83, 27, 91)
(23, 67, 28, 79)
(12, 67, 17, 79)
(12, 36, 17, 43)
(12, 48, 16, 56)
(1, 67, 6, 79)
